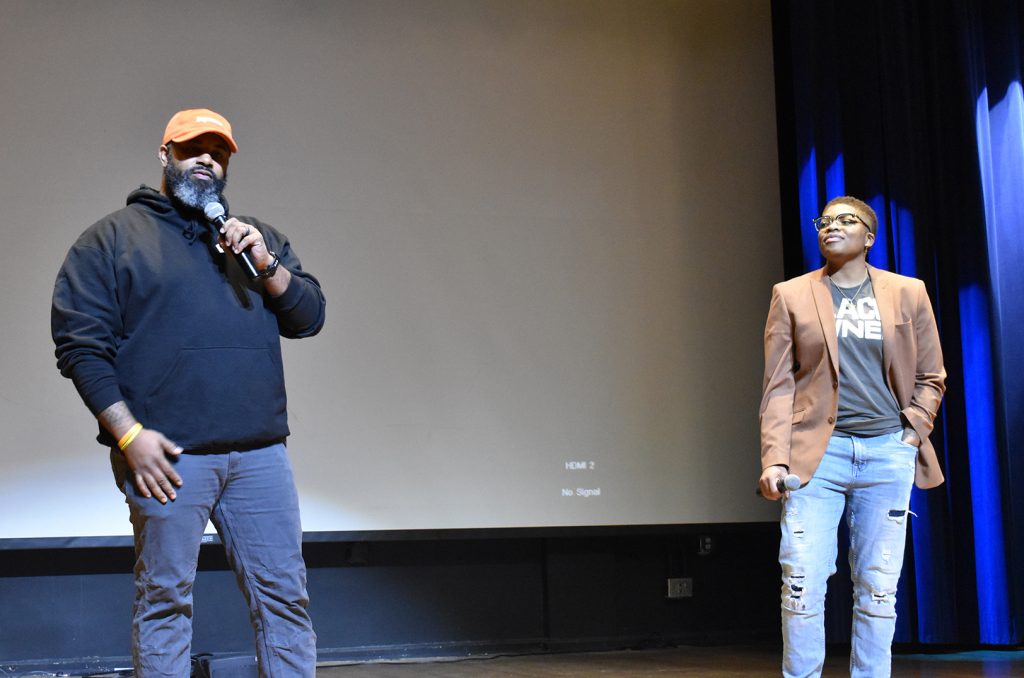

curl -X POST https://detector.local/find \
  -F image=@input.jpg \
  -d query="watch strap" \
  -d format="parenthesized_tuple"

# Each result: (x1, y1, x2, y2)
(257, 251, 280, 279)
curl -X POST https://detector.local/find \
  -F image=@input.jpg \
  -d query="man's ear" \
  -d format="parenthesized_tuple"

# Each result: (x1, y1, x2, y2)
(158, 144, 170, 168)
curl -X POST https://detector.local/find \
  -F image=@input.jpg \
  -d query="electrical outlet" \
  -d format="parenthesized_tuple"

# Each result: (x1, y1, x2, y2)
(698, 535, 714, 555)
(666, 577, 693, 598)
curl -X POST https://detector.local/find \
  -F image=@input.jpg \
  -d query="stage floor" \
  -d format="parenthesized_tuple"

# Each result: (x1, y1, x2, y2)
(316, 645, 1024, 677)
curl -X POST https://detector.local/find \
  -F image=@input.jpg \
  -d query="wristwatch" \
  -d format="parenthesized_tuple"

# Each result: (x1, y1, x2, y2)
(257, 251, 280, 279)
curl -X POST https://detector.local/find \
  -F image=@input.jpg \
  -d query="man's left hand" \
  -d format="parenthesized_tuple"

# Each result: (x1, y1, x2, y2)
(220, 217, 274, 270)
(219, 217, 292, 294)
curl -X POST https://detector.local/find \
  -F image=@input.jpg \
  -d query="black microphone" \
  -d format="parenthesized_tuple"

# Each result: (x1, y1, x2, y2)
(756, 473, 801, 496)
(204, 202, 260, 279)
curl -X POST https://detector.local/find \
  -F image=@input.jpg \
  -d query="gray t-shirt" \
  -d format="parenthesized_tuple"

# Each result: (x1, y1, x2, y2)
(829, 277, 903, 437)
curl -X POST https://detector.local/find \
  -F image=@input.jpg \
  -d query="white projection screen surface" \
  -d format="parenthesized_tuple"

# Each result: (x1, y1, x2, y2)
(0, 0, 782, 545)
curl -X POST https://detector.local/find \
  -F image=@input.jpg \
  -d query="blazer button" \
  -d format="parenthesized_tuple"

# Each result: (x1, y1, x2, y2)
(828, 416, 835, 424)
(832, 380, 838, 389)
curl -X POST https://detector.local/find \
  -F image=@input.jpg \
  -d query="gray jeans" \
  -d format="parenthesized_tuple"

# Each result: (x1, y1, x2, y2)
(111, 443, 317, 677)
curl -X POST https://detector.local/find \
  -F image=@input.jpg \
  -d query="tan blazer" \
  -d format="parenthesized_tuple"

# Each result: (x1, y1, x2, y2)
(760, 265, 946, 489)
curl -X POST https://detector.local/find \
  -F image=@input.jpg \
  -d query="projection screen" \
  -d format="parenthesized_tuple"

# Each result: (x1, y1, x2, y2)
(0, 0, 782, 545)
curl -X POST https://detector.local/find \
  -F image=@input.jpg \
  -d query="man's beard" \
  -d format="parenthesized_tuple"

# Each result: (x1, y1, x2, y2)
(164, 162, 227, 211)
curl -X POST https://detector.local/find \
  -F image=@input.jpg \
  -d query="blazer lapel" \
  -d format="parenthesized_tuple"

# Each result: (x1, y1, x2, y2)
(810, 268, 839, 377)
(871, 265, 896, 378)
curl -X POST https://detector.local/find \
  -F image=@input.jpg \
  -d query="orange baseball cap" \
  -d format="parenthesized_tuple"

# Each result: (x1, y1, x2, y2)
(162, 108, 238, 153)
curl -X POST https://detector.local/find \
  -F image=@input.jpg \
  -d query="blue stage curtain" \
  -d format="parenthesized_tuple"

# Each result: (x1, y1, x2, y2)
(771, 0, 1023, 644)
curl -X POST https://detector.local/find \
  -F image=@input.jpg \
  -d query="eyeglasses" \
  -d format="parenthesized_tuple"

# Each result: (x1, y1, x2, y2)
(812, 213, 865, 231)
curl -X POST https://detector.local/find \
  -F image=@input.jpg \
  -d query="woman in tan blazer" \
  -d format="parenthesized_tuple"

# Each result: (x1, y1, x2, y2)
(758, 196, 945, 678)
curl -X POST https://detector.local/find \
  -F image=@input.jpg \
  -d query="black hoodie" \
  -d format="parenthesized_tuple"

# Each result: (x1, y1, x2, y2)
(52, 186, 326, 451)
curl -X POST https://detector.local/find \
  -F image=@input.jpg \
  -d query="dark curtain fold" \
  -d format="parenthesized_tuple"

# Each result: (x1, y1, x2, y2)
(771, 0, 1023, 644)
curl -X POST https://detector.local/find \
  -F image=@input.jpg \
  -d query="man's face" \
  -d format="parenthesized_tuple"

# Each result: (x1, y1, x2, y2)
(817, 202, 875, 261)
(160, 133, 231, 210)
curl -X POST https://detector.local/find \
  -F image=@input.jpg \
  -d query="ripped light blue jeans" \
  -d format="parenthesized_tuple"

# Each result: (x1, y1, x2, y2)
(779, 431, 917, 678)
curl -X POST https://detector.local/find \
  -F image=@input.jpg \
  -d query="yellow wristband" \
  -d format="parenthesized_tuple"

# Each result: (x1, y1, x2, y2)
(118, 422, 143, 450)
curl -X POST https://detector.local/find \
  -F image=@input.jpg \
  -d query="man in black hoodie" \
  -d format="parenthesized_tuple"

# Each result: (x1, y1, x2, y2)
(52, 109, 324, 677)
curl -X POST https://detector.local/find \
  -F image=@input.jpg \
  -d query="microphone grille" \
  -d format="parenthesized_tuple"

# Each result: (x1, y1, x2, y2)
(203, 202, 226, 221)
(783, 474, 801, 491)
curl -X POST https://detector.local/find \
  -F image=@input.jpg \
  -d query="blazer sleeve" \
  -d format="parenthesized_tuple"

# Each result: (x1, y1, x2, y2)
(903, 280, 946, 441)
(760, 284, 796, 470)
